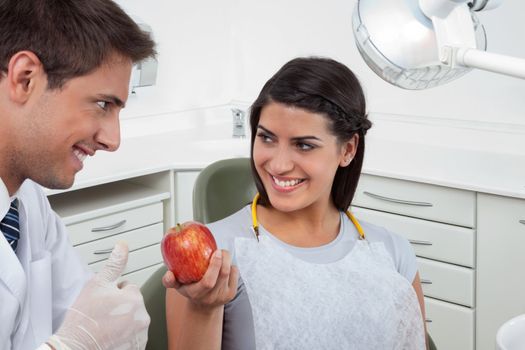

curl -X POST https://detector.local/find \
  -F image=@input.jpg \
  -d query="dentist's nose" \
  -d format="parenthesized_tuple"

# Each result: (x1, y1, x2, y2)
(96, 115, 121, 152)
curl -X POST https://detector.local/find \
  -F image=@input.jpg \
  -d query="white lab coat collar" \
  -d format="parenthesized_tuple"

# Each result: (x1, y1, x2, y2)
(0, 178, 11, 221)
(0, 176, 28, 314)
(0, 176, 20, 219)
(0, 176, 23, 261)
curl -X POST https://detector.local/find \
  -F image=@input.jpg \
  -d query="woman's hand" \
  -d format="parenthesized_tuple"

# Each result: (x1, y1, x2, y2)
(162, 249, 239, 310)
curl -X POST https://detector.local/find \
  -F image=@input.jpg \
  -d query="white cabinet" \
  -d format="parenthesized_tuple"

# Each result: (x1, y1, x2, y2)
(351, 205, 475, 267)
(417, 257, 475, 307)
(476, 194, 525, 350)
(425, 297, 475, 350)
(353, 174, 476, 227)
(46, 169, 203, 288)
(352, 174, 476, 350)
(48, 180, 170, 286)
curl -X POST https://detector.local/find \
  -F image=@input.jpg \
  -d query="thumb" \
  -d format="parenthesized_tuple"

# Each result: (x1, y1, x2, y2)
(95, 241, 129, 284)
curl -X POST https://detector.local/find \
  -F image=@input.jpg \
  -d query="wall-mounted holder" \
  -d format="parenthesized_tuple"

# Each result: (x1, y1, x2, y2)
(232, 108, 246, 138)
(130, 23, 158, 94)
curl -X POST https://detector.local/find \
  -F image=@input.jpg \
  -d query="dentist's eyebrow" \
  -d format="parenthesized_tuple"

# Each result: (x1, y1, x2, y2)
(97, 94, 126, 108)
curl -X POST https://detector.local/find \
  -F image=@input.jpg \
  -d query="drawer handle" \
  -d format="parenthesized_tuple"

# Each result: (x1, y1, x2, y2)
(91, 220, 127, 232)
(94, 248, 114, 255)
(520, 220, 525, 225)
(420, 278, 433, 285)
(408, 239, 433, 246)
(425, 318, 432, 323)
(363, 191, 433, 207)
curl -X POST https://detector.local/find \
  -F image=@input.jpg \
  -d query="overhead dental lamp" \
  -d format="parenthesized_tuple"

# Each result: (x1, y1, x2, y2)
(352, 0, 525, 89)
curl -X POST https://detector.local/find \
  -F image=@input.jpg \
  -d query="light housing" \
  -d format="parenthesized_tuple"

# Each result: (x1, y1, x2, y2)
(352, 0, 525, 89)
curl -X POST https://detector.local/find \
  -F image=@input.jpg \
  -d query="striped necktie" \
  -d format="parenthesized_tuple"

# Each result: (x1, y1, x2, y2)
(1, 199, 20, 251)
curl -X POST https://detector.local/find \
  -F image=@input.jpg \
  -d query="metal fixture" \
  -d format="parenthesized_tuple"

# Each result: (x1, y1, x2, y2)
(363, 191, 434, 207)
(232, 108, 246, 138)
(352, 0, 525, 89)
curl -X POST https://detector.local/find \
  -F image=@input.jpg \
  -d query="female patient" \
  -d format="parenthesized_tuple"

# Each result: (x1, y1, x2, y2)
(164, 57, 427, 349)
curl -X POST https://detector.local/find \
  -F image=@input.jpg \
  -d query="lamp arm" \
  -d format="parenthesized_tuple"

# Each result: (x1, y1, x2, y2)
(442, 46, 525, 79)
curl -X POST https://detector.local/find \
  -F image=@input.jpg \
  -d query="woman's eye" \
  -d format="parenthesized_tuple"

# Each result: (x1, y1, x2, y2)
(96, 101, 109, 110)
(297, 142, 314, 151)
(257, 133, 273, 143)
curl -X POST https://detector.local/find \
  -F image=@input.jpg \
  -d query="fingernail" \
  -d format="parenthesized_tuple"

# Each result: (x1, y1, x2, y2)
(165, 274, 173, 285)
(162, 275, 171, 288)
(215, 249, 222, 258)
(112, 241, 128, 258)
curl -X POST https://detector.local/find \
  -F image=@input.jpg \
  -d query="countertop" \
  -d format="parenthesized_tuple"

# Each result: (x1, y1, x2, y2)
(46, 105, 525, 199)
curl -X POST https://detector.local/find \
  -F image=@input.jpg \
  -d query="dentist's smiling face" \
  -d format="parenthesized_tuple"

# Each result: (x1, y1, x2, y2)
(16, 53, 131, 190)
(253, 102, 350, 213)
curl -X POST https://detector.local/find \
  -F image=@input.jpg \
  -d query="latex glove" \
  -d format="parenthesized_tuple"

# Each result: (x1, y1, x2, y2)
(46, 241, 150, 350)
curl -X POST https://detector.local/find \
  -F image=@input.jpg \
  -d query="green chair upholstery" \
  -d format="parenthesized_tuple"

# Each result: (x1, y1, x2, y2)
(140, 157, 437, 349)
(193, 157, 256, 224)
(428, 331, 437, 350)
(141, 264, 168, 350)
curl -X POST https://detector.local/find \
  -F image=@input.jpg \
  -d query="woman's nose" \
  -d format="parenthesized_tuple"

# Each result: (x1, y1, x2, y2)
(269, 147, 294, 174)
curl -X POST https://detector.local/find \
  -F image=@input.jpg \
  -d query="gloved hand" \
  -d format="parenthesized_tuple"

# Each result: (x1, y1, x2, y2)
(46, 241, 150, 350)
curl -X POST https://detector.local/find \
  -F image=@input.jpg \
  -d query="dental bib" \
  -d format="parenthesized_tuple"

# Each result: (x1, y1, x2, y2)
(235, 235, 425, 349)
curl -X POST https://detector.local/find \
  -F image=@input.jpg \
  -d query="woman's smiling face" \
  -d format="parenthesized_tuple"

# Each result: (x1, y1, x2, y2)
(253, 101, 356, 213)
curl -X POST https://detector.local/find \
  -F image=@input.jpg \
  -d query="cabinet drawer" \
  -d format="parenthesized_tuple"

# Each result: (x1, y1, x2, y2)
(354, 174, 475, 227)
(75, 223, 163, 264)
(418, 258, 474, 307)
(122, 263, 164, 287)
(352, 207, 475, 267)
(68, 202, 163, 245)
(89, 244, 162, 274)
(425, 297, 474, 350)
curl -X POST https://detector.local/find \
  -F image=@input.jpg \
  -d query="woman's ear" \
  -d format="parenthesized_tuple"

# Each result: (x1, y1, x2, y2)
(339, 133, 359, 167)
(6, 51, 45, 104)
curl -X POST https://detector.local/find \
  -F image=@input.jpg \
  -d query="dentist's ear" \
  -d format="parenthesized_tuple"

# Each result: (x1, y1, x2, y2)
(6, 51, 45, 104)
(339, 134, 359, 167)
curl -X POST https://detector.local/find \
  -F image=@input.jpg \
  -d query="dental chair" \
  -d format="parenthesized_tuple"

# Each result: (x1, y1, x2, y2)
(140, 157, 437, 349)
(141, 264, 168, 350)
(192, 157, 257, 224)
(141, 157, 255, 350)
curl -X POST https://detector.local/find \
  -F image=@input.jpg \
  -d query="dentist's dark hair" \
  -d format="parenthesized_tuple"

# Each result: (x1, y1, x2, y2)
(249, 57, 371, 211)
(0, 0, 156, 89)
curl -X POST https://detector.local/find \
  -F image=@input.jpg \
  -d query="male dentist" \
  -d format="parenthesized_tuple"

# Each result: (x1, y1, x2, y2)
(0, 0, 156, 348)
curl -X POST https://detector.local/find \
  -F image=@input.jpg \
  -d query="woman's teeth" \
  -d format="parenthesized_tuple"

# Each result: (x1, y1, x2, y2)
(73, 149, 87, 163)
(272, 176, 303, 188)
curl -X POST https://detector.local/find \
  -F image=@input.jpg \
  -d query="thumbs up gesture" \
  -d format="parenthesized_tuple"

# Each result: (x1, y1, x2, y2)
(47, 242, 150, 350)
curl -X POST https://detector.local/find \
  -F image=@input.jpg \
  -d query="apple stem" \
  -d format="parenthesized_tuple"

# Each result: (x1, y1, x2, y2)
(177, 223, 183, 231)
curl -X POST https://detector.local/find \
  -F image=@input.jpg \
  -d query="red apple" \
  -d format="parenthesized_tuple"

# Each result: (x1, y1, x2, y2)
(161, 221, 217, 284)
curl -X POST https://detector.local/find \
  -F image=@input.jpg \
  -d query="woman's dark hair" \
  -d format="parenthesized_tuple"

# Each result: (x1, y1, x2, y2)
(0, 0, 156, 89)
(249, 57, 372, 211)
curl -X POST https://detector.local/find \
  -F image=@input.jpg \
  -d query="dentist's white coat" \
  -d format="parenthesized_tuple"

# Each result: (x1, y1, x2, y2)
(0, 179, 91, 350)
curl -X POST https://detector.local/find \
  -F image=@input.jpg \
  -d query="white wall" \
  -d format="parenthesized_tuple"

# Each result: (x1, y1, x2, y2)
(115, 0, 236, 119)
(115, 0, 525, 127)
(230, 0, 525, 125)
